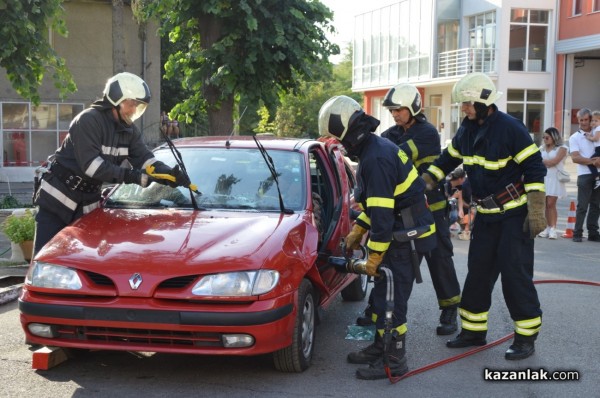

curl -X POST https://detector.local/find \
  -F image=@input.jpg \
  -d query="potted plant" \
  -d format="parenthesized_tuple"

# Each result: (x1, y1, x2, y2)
(2, 209, 36, 261)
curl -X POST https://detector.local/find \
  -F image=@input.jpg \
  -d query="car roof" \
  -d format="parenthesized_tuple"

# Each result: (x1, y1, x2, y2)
(157, 136, 319, 153)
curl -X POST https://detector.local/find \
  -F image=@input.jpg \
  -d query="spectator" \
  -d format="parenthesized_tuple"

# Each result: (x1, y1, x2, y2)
(586, 110, 600, 189)
(160, 110, 180, 139)
(538, 127, 568, 239)
(568, 108, 600, 242)
(445, 167, 474, 240)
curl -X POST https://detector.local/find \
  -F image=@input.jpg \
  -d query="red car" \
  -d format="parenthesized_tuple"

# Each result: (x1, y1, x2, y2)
(19, 136, 367, 372)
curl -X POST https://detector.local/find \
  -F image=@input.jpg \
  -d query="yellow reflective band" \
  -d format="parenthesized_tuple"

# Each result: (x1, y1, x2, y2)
(461, 320, 488, 332)
(429, 200, 447, 212)
(515, 143, 540, 163)
(377, 323, 407, 337)
(371, 313, 378, 323)
(439, 296, 461, 307)
(515, 325, 540, 336)
(462, 155, 513, 170)
(394, 167, 420, 196)
(407, 140, 419, 162)
(368, 240, 391, 252)
(446, 142, 462, 160)
(515, 317, 542, 329)
(429, 164, 445, 180)
(459, 308, 489, 321)
(366, 196, 395, 209)
(414, 154, 439, 168)
(357, 212, 371, 226)
(525, 183, 545, 192)
(476, 195, 527, 214)
(398, 148, 410, 164)
(418, 223, 436, 238)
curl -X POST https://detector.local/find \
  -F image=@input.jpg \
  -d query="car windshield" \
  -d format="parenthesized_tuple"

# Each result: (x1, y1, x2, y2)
(105, 147, 306, 211)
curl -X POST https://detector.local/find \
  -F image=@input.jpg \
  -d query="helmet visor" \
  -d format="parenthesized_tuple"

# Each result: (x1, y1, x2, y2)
(131, 101, 148, 122)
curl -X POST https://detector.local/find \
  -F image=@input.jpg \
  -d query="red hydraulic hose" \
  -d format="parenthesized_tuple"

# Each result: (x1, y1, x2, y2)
(386, 279, 600, 384)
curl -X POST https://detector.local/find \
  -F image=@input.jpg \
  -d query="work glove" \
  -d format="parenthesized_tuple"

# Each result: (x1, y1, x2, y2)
(421, 173, 436, 191)
(365, 251, 384, 277)
(524, 191, 546, 239)
(346, 224, 367, 250)
(146, 162, 191, 188)
(123, 168, 150, 187)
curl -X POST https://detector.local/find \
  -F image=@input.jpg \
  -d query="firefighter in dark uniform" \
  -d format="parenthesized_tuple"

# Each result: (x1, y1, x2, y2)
(33, 72, 190, 255)
(381, 83, 461, 335)
(422, 73, 546, 360)
(318, 95, 436, 379)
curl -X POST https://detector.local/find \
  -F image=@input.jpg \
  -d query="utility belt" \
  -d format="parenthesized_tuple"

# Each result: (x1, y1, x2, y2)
(51, 162, 102, 193)
(473, 181, 524, 210)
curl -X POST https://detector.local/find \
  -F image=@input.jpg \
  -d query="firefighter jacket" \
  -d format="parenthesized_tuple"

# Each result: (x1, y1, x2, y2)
(426, 107, 546, 221)
(381, 116, 447, 214)
(353, 133, 436, 254)
(34, 99, 156, 225)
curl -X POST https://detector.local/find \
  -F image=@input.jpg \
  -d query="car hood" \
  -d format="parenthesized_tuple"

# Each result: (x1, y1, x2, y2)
(36, 208, 318, 274)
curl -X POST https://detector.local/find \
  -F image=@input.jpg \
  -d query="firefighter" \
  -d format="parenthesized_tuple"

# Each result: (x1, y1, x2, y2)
(318, 95, 436, 379)
(422, 73, 546, 360)
(33, 72, 190, 254)
(380, 83, 461, 336)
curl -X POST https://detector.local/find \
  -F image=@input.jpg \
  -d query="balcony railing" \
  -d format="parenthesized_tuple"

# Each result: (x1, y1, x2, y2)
(437, 48, 498, 78)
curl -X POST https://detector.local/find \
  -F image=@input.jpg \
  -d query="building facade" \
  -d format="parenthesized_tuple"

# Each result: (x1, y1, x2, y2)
(352, 0, 597, 149)
(0, 1, 161, 183)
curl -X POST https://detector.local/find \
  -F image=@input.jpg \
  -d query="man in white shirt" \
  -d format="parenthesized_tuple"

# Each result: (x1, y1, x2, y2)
(568, 108, 600, 242)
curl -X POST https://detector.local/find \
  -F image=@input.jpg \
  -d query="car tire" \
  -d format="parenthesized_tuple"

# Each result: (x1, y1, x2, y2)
(273, 279, 315, 372)
(340, 274, 368, 301)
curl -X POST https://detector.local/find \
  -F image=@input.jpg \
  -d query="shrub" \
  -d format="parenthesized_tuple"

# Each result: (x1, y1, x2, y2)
(2, 209, 36, 243)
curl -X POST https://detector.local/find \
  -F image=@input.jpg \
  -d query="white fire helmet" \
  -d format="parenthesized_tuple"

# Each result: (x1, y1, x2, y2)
(451, 72, 502, 106)
(382, 83, 422, 116)
(318, 95, 364, 141)
(103, 72, 151, 123)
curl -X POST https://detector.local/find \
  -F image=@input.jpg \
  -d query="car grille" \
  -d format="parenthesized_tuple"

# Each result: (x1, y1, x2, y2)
(158, 275, 198, 289)
(84, 271, 115, 286)
(55, 325, 224, 347)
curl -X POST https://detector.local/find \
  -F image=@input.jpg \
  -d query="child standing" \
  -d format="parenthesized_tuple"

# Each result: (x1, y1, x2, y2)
(587, 110, 600, 189)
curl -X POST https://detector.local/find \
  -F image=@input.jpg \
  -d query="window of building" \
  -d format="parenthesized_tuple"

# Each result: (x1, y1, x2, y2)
(353, 0, 432, 89)
(508, 9, 549, 72)
(594, 0, 600, 12)
(506, 89, 545, 145)
(1, 102, 83, 167)
(573, 0, 583, 15)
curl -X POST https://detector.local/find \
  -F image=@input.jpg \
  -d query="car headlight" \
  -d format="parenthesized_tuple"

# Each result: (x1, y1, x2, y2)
(26, 262, 82, 290)
(192, 270, 279, 297)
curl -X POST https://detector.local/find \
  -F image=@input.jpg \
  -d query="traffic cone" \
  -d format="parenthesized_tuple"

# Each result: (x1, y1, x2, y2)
(562, 201, 576, 238)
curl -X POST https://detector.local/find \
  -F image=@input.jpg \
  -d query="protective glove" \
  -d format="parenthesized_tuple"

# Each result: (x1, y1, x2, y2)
(365, 251, 384, 277)
(124, 169, 150, 187)
(524, 191, 546, 238)
(170, 165, 192, 188)
(421, 173, 436, 191)
(146, 162, 191, 188)
(346, 224, 367, 250)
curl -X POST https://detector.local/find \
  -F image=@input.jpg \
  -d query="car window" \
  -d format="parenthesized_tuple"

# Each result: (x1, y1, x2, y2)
(105, 148, 306, 211)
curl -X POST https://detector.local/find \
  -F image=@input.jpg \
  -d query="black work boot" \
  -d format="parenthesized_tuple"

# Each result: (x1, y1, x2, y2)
(356, 303, 374, 326)
(505, 334, 535, 360)
(356, 334, 408, 380)
(446, 329, 487, 348)
(347, 333, 383, 364)
(436, 306, 458, 335)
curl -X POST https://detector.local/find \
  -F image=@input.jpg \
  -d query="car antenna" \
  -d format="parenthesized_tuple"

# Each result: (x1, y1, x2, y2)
(226, 106, 248, 148)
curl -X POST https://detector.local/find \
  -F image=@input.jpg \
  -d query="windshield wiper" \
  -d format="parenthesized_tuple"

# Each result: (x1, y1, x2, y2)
(252, 135, 294, 215)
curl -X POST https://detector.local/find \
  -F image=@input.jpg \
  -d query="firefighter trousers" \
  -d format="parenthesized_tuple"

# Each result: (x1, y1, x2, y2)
(460, 213, 542, 332)
(424, 210, 461, 309)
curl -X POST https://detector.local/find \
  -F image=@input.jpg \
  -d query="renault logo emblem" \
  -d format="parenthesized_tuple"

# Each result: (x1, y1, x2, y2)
(129, 273, 143, 290)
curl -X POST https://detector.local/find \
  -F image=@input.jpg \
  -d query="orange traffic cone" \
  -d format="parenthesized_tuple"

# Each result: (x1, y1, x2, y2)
(562, 200, 576, 238)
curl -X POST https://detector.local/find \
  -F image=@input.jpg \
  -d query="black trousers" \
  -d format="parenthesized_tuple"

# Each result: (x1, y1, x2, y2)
(34, 207, 69, 255)
(424, 211, 461, 308)
(461, 213, 542, 325)
(372, 240, 417, 331)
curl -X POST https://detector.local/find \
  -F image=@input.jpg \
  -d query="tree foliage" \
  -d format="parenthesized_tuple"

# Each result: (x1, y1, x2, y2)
(272, 44, 361, 138)
(0, 0, 76, 104)
(135, 0, 338, 135)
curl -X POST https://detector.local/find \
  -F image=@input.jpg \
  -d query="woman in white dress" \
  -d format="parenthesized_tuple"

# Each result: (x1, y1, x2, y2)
(539, 127, 568, 239)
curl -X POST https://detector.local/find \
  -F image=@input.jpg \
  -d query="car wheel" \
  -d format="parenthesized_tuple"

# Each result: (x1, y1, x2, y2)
(341, 274, 368, 301)
(273, 279, 315, 372)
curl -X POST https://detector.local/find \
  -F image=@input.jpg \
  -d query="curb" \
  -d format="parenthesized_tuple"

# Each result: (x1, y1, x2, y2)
(0, 282, 23, 305)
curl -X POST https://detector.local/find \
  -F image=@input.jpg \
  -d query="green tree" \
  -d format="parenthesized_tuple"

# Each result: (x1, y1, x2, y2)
(273, 44, 361, 138)
(135, 0, 338, 135)
(0, 0, 76, 104)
